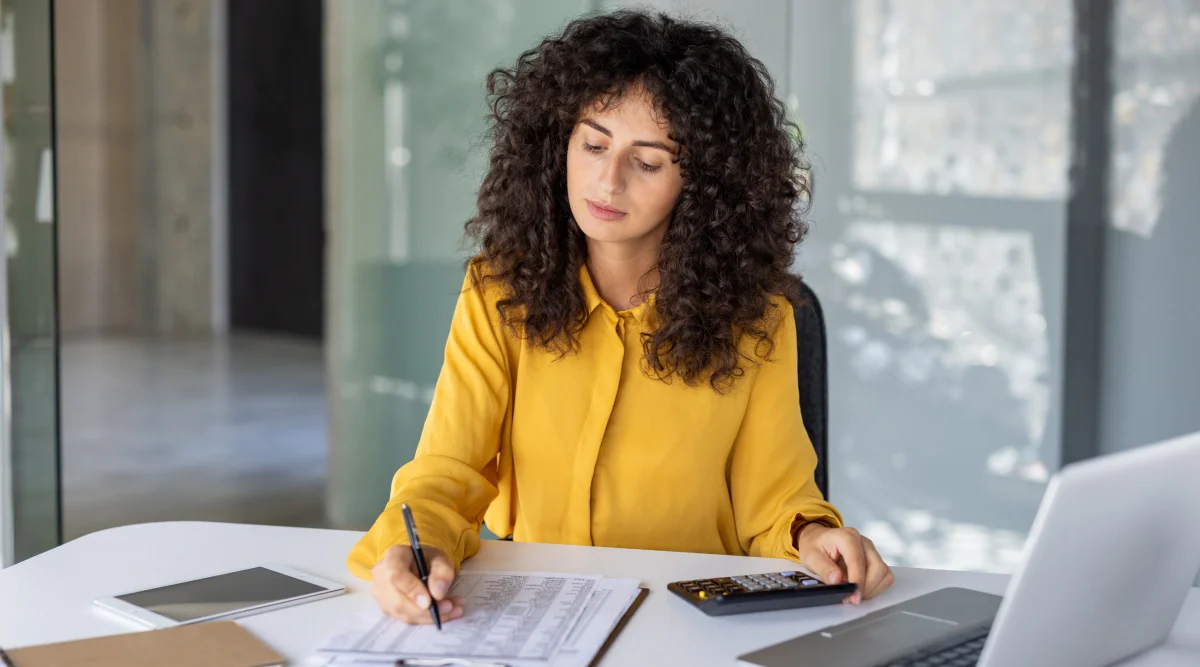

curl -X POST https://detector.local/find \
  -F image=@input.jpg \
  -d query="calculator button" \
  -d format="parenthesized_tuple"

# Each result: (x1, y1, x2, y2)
(780, 580, 799, 588)
(801, 579, 820, 586)
(779, 571, 797, 577)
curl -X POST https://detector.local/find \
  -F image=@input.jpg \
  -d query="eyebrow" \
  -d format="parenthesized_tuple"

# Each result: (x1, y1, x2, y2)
(581, 119, 677, 154)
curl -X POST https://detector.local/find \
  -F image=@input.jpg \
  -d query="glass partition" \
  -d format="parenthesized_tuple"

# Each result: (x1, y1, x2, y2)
(791, 0, 1072, 572)
(325, 0, 595, 530)
(1, 0, 60, 565)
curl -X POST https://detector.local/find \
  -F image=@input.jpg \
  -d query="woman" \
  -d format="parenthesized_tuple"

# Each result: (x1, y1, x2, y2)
(350, 10, 894, 624)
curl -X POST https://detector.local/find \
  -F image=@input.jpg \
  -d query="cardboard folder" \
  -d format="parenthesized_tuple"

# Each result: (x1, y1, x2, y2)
(1, 620, 284, 667)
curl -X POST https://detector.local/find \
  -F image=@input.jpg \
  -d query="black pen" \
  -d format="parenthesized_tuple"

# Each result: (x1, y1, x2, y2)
(401, 503, 443, 630)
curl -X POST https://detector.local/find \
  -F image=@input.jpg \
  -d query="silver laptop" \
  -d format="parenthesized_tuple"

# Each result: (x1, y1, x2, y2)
(739, 431, 1200, 667)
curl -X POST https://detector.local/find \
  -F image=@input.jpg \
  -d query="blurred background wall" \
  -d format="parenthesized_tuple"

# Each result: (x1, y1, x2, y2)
(56, 0, 217, 336)
(48, 0, 327, 542)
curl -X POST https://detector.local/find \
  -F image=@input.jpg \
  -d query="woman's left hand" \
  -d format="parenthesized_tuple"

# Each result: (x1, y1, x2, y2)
(794, 523, 894, 604)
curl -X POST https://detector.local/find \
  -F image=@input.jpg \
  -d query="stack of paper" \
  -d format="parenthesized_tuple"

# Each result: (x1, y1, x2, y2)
(311, 572, 644, 667)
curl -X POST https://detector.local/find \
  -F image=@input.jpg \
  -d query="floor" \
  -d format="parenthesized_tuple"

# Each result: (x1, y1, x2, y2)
(60, 334, 328, 541)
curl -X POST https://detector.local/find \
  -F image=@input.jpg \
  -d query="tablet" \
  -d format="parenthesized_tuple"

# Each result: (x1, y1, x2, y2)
(94, 564, 346, 628)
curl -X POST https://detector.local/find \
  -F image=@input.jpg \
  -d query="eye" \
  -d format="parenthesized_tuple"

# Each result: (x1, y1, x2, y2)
(582, 142, 604, 153)
(635, 158, 662, 173)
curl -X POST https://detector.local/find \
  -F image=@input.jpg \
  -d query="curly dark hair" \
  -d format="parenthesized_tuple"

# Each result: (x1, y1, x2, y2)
(465, 10, 811, 391)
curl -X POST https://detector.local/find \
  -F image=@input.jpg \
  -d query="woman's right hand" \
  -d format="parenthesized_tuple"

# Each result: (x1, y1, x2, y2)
(370, 544, 465, 623)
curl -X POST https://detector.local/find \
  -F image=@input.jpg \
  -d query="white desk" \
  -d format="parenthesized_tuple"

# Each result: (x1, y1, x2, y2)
(1, 522, 1198, 666)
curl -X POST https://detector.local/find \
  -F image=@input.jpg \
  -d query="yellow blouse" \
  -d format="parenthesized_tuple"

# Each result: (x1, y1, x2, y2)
(347, 265, 842, 579)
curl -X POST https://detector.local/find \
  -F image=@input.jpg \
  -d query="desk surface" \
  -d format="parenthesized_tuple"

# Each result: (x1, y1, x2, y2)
(1, 522, 1198, 666)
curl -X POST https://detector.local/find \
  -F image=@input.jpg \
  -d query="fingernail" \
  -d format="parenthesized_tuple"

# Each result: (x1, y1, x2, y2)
(827, 571, 841, 584)
(431, 581, 448, 599)
(452, 608, 464, 619)
(415, 594, 429, 609)
(438, 600, 453, 614)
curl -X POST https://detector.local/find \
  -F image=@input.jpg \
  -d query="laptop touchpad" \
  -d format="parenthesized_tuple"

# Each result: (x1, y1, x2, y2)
(739, 589, 1002, 667)
(825, 610, 958, 644)
(739, 610, 962, 666)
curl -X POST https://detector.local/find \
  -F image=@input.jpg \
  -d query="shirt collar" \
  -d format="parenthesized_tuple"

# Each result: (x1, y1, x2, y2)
(578, 263, 656, 319)
(579, 263, 605, 316)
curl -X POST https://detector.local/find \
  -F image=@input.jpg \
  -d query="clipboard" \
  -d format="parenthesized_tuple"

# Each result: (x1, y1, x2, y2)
(588, 586, 649, 667)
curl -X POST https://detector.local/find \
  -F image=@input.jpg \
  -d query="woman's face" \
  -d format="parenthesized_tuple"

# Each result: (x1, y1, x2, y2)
(566, 87, 683, 257)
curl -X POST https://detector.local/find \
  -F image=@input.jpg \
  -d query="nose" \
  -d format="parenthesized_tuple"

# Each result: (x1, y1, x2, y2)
(598, 153, 626, 196)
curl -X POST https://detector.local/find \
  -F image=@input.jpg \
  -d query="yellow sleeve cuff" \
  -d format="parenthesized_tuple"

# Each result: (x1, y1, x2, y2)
(778, 510, 844, 562)
(346, 500, 481, 580)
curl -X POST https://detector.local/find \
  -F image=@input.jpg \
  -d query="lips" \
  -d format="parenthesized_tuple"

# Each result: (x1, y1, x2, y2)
(586, 199, 627, 221)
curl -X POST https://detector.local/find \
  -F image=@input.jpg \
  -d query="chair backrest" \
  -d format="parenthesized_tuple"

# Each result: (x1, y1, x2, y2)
(794, 280, 830, 499)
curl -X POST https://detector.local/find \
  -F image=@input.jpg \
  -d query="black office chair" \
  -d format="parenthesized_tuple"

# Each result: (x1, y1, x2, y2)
(794, 280, 830, 499)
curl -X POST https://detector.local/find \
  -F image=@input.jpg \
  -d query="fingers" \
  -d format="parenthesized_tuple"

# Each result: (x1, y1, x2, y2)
(427, 551, 456, 601)
(833, 528, 867, 604)
(799, 539, 845, 585)
(370, 546, 423, 621)
(860, 538, 894, 600)
(370, 545, 466, 624)
(800, 527, 896, 605)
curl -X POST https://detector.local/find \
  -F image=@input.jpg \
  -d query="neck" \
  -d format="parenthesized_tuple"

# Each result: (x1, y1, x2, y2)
(586, 241, 660, 311)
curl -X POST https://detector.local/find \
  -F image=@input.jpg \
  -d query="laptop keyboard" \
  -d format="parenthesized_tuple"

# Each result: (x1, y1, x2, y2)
(880, 625, 990, 667)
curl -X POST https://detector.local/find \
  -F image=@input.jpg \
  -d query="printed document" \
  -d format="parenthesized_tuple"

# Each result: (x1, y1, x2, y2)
(315, 572, 640, 665)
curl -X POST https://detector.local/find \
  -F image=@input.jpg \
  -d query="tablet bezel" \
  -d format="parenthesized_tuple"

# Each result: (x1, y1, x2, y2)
(93, 564, 346, 628)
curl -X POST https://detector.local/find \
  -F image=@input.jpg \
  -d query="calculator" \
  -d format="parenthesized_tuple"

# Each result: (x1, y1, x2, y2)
(667, 571, 857, 616)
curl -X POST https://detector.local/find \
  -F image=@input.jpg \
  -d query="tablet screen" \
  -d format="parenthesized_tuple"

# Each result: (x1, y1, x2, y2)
(116, 567, 328, 622)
